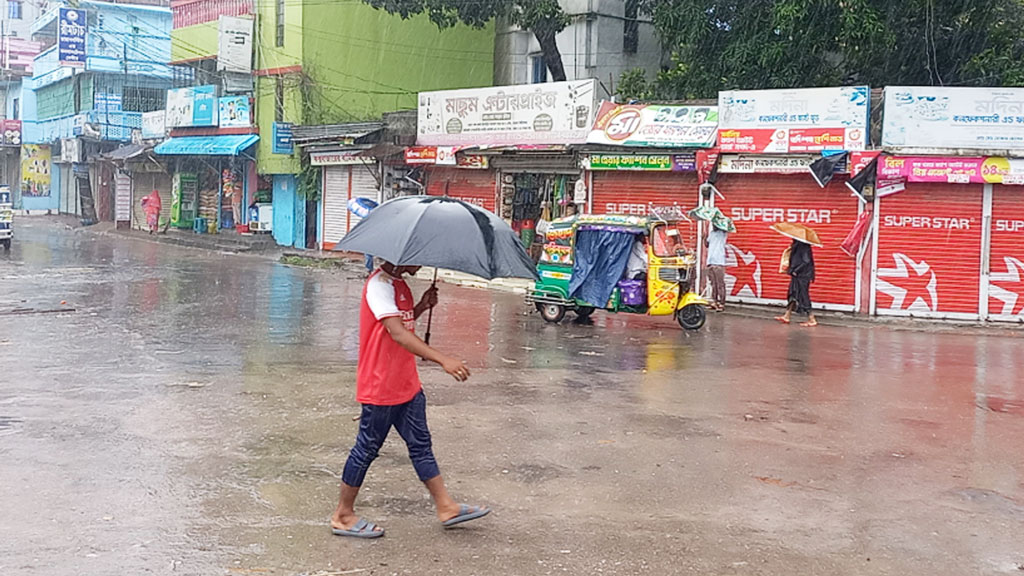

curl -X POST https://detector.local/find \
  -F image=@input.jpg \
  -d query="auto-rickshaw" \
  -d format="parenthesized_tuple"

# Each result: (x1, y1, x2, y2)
(526, 210, 708, 330)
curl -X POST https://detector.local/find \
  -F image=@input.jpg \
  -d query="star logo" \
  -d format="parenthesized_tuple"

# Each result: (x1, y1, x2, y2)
(724, 244, 761, 298)
(988, 256, 1024, 317)
(876, 253, 938, 311)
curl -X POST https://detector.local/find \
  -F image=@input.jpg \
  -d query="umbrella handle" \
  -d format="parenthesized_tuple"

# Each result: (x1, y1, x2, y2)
(424, 269, 438, 345)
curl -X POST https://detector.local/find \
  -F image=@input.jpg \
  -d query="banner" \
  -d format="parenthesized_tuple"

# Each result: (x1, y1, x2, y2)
(58, 8, 87, 67)
(21, 145, 51, 197)
(582, 153, 696, 171)
(586, 102, 718, 148)
(878, 155, 1024, 185)
(217, 96, 250, 127)
(719, 154, 846, 174)
(882, 86, 1024, 151)
(718, 86, 869, 153)
(0, 120, 21, 146)
(141, 110, 166, 139)
(166, 86, 218, 128)
(417, 80, 597, 146)
(217, 16, 253, 73)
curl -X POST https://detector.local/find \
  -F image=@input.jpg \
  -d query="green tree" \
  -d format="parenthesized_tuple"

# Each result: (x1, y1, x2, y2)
(632, 0, 1024, 99)
(361, 0, 571, 81)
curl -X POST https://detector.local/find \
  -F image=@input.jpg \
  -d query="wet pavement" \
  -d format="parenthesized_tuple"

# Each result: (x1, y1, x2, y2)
(2, 217, 1023, 576)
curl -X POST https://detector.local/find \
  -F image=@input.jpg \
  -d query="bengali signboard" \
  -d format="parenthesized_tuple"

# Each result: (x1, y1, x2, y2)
(218, 96, 251, 127)
(166, 86, 218, 128)
(272, 122, 293, 155)
(718, 86, 869, 153)
(719, 154, 846, 174)
(58, 8, 87, 68)
(882, 86, 1024, 151)
(217, 16, 253, 73)
(0, 120, 21, 146)
(582, 153, 696, 171)
(141, 110, 166, 139)
(417, 80, 597, 146)
(403, 146, 489, 168)
(878, 155, 1024, 185)
(586, 102, 718, 148)
(309, 151, 363, 166)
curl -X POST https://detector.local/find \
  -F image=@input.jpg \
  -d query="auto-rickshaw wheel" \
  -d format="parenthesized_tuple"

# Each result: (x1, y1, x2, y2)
(574, 306, 594, 319)
(538, 303, 566, 323)
(676, 304, 706, 330)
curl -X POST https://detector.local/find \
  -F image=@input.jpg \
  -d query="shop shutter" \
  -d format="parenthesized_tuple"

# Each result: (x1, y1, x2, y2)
(590, 171, 699, 217)
(986, 185, 1024, 322)
(321, 165, 350, 249)
(875, 183, 983, 320)
(348, 162, 379, 231)
(131, 172, 173, 230)
(714, 173, 860, 310)
(426, 167, 496, 212)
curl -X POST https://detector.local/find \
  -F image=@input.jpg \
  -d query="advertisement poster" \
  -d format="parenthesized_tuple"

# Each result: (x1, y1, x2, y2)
(58, 8, 87, 67)
(882, 86, 1024, 151)
(417, 80, 597, 146)
(218, 96, 251, 127)
(21, 144, 51, 197)
(586, 102, 718, 148)
(718, 86, 869, 153)
(166, 86, 218, 128)
(1, 120, 21, 146)
(217, 16, 253, 73)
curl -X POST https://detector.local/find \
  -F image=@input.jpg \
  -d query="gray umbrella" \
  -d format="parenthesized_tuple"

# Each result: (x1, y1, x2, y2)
(335, 195, 539, 281)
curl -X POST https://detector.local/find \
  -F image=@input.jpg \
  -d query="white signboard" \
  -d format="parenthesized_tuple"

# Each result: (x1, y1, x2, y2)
(719, 154, 822, 174)
(60, 138, 81, 163)
(718, 86, 869, 153)
(142, 110, 166, 140)
(882, 86, 1024, 151)
(218, 16, 253, 74)
(587, 102, 718, 148)
(309, 151, 364, 166)
(417, 79, 597, 146)
(115, 173, 131, 223)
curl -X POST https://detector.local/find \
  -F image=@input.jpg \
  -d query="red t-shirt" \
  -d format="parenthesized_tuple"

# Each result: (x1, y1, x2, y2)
(356, 270, 422, 405)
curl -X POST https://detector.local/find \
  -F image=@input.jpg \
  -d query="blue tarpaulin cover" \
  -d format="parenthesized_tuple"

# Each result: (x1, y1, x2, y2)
(154, 135, 259, 156)
(568, 229, 637, 307)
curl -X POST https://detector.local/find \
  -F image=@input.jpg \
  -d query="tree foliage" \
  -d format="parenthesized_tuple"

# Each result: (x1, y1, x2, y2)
(362, 0, 571, 81)
(627, 0, 1024, 100)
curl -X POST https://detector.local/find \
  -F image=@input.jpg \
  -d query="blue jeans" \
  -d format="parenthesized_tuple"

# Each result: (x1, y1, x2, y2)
(342, 391, 441, 487)
(364, 254, 374, 272)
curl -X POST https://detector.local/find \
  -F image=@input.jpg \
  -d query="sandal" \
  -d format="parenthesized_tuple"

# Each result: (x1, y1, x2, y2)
(800, 321, 818, 328)
(773, 316, 791, 324)
(442, 504, 491, 528)
(331, 517, 385, 539)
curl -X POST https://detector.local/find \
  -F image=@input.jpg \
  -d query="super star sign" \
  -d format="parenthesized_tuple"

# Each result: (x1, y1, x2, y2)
(989, 256, 1024, 316)
(876, 253, 939, 311)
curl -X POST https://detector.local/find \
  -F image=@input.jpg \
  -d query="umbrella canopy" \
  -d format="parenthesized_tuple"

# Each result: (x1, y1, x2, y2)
(688, 205, 716, 221)
(771, 222, 823, 247)
(347, 197, 378, 218)
(712, 211, 736, 233)
(335, 195, 539, 281)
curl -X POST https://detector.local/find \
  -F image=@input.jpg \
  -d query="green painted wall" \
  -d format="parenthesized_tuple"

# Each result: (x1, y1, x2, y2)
(254, 0, 304, 174)
(37, 78, 76, 120)
(171, 21, 219, 62)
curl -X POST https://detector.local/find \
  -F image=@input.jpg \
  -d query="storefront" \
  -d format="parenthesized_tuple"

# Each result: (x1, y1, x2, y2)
(989, 184, 1024, 322)
(317, 151, 380, 250)
(154, 134, 258, 232)
(714, 155, 862, 311)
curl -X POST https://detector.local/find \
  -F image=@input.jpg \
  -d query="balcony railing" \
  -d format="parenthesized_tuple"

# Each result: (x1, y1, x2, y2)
(171, 0, 253, 29)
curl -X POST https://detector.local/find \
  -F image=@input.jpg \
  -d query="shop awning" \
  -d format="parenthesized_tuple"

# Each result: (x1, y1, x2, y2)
(154, 135, 259, 156)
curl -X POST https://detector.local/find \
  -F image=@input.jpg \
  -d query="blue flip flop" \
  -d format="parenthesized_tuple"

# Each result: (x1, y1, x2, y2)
(442, 504, 491, 528)
(331, 517, 384, 539)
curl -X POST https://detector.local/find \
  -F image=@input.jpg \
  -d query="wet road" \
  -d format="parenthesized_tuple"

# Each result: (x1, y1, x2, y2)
(2, 218, 1023, 576)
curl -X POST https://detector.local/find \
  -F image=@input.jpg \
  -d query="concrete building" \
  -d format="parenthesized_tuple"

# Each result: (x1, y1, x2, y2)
(494, 0, 663, 99)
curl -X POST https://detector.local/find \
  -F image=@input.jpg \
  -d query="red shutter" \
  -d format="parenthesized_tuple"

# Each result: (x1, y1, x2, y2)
(987, 185, 1024, 322)
(590, 171, 698, 216)
(875, 183, 983, 319)
(714, 173, 860, 310)
(426, 167, 496, 212)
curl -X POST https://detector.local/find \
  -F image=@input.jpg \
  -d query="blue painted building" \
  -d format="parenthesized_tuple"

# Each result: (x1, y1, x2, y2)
(20, 0, 174, 215)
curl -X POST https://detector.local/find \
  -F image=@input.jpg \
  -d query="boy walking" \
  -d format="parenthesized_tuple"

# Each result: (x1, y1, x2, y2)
(330, 261, 490, 538)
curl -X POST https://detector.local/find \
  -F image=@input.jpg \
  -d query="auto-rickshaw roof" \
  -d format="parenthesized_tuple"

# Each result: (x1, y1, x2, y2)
(573, 214, 648, 233)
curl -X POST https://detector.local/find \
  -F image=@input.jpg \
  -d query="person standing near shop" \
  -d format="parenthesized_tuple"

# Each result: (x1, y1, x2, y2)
(704, 224, 729, 311)
(330, 261, 490, 538)
(775, 239, 818, 327)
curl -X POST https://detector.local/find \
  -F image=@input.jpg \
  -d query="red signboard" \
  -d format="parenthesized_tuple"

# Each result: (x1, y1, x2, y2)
(714, 174, 859, 309)
(875, 183, 983, 318)
(405, 146, 438, 164)
(0, 120, 22, 147)
(988, 185, 1024, 321)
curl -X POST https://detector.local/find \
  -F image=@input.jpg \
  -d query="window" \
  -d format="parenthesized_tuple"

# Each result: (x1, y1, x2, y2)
(530, 54, 547, 84)
(12, 98, 20, 120)
(624, 0, 639, 54)
(275, 0, 285, 47)
(123, 86, 165, 113)
(274, 77, 284, 121)
(8, 0, 23, 19)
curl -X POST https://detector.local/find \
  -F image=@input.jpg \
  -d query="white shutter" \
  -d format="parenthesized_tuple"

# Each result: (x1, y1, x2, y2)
(322, 165, 350, 248)
(348, 162, 379, 232)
